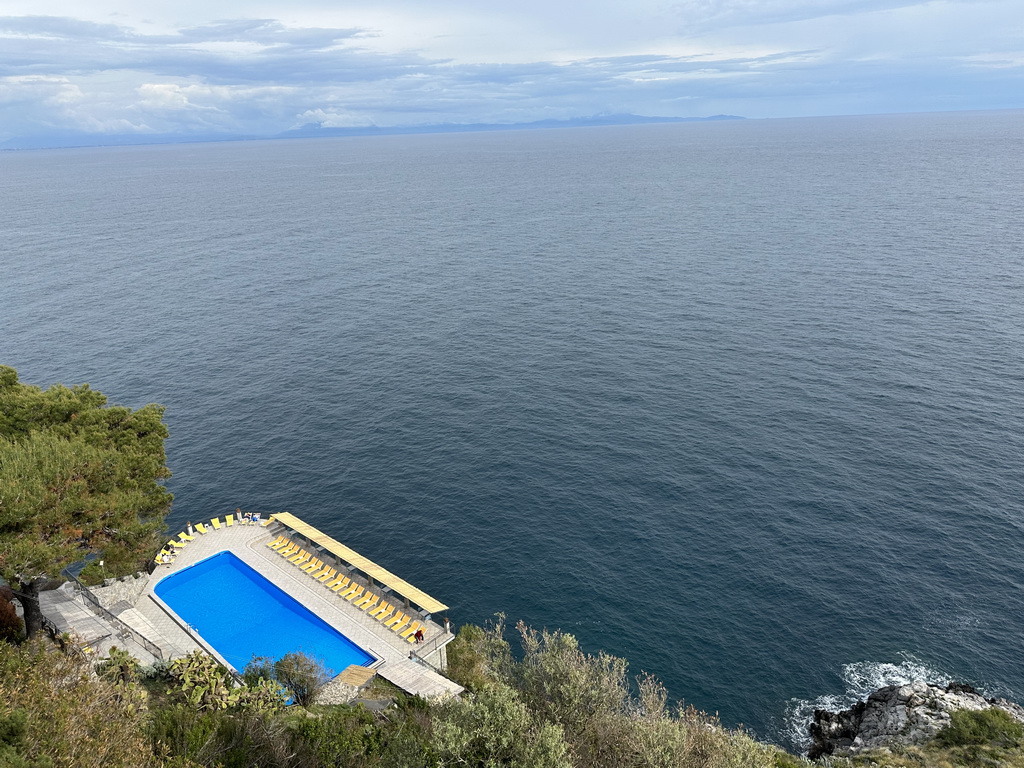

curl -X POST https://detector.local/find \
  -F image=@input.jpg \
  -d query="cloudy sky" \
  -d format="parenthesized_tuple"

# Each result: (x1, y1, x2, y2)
(1, 0, 1021, 142)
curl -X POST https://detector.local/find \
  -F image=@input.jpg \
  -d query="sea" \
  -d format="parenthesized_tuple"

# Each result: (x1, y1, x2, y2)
(2, 110, 1023, 750)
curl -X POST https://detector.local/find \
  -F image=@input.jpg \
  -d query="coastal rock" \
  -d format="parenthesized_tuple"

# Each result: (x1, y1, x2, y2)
(808, 681, 1024, 759)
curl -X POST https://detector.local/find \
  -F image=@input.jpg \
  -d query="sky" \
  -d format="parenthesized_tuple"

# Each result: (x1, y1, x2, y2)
(0, 0, 1022, 142)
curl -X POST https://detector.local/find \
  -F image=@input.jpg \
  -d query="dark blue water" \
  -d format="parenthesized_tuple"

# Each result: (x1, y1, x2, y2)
(3, 110, 1023, 747)
(155, 551, 374, 673)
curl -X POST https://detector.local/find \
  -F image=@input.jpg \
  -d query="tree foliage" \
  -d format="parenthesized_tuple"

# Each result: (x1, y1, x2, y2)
(273, 652, 331, 708)
(431, 682, 571, 768)
(0, 640, 153, 768)
(445, 618, 778, 768)
(0, 366, 171, 633)
(0, 619, 811, 768)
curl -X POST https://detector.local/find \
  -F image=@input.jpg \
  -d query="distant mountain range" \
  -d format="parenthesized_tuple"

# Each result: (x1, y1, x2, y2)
(277, 113, 744, 140)
(0, 114, 744, 151)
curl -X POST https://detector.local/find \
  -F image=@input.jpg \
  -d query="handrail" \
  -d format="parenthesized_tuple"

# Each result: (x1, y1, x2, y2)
(61, 569, 164, 660)
(410, 630, 456, 672)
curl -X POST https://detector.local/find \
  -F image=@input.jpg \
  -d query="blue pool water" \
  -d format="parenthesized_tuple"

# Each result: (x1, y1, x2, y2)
(154, 551, 374, 674)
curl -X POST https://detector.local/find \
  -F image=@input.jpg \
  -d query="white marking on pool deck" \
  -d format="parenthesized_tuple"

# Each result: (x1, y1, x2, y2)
(144, 522, 462, 699)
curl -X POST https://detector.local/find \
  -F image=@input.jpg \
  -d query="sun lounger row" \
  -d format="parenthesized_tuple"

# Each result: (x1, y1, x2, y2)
(158, 513, 277, 564)
(265, 536, 427, 644)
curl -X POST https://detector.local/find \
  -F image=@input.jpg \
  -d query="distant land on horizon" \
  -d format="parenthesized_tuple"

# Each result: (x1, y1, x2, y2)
(0, 113, 744, 151)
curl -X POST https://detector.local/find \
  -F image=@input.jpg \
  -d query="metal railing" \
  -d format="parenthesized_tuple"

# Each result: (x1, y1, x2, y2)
(410, 629, 456, 672)
(62, 570, 164, 660)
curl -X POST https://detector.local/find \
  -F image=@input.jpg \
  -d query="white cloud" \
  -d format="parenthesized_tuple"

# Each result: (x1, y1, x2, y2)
(0, 0, 1021, 142)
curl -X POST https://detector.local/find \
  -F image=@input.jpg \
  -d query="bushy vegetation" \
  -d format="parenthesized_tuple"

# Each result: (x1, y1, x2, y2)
(0, 619, 793, 768)
(0, 640, 153, 768)
(4, 602, 1024, 768)
(937, 707, 1024, 748)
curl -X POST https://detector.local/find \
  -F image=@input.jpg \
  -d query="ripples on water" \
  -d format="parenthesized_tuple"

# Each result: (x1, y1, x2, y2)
(2, 110, 1023, 747)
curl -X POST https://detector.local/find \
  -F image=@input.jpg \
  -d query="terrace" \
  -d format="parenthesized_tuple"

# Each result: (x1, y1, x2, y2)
(135, 513, 462, 699)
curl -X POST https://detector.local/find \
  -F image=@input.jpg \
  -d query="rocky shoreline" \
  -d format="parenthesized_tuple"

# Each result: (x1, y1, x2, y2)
(808, 681, 1024, 758)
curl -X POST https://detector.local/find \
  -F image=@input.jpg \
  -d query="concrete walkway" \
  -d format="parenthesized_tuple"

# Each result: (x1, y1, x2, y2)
(146, 521, 463, 698)
(39, 583, 162, 665)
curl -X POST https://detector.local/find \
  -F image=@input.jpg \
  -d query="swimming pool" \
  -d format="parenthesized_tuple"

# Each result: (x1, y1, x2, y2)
(154, 551, 374, 674)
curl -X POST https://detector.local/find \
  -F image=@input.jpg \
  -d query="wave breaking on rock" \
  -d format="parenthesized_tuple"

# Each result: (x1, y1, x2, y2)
(808, 681, 1024, 758)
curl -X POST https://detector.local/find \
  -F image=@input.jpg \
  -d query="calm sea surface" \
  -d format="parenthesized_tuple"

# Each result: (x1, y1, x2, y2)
(2, 111, 1023, 747)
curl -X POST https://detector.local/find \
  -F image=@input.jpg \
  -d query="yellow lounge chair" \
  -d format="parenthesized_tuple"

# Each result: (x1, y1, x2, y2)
(358, 595, 380, 611)
(178, 531, 195, 542)
(389, 615, 411, 633)
(300, 558, 323, 573)
(344, 585, 364, 606)
(260, 516, 274, 527)
(289, 551, 311, 566)
(336, 582, 359, 597)
(267, 535, 288, 550)
(226, 514, 234, 526)
(210, 517, 222, 530)
(325, 574, 348, 590)
(374, 605, 395, 622)
(330, 577, 352, 593)
(285, 548, 307, 562)
(195, 522, 210, 535)
(345, 583, 366, 599)
(278, 542, 299, 557)
(353, 591, 374, 608)
(168, 539, 186, 550)
(314, 567, 336, 582)
(369, 601, 391, 618)
(154, 550, 174, 565)
(384, 612, 407, 629)
(401, 621, 422, 641)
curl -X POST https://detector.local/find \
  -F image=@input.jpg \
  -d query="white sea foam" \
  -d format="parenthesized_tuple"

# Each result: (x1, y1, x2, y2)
(782, 654, 952, 751)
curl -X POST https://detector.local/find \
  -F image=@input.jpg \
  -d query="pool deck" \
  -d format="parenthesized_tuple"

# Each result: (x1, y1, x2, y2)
(140, 522, 463, 699)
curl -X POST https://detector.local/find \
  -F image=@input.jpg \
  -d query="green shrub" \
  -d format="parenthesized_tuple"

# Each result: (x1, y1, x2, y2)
(772, 749, 810, 768)
(445, 616, 512, 692)
(149, 704, 290, 768)
(97, 646, 141, 685)
(168, 651, 285, 713)
(0, 709, 53, 768)
(148, 705, 220, 761)
(287, 706, 378, 766)
(431, 683, 570, 768)
(273, 652, 330, 707)
(242, 655, 276, 686)
(0, 640, 151, 768)
(936, 707, 1024, 748)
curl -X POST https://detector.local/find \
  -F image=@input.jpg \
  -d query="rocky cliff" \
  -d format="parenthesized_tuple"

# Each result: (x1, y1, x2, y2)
(809, 681, 1024, 758)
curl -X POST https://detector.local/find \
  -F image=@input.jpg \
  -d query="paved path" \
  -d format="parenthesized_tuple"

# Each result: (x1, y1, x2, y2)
(39, 584, 162, 665)
(146, 521, 463, 698)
